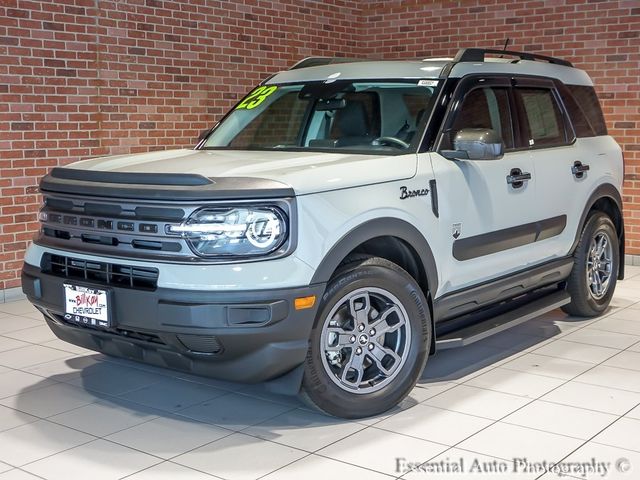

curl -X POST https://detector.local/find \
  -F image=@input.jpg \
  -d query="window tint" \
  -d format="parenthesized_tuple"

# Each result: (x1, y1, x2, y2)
(567, 85, 608, 136)
(445, 87, 514, 149)
(557, 84, 594, 137)
(516, 88, 566, 147)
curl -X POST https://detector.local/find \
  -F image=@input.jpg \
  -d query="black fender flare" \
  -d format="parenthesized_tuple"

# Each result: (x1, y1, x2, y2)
(571, 183, 625, 279)
(310, 217, 439, 295)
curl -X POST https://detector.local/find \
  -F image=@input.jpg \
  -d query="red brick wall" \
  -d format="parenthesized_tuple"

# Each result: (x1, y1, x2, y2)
(1, 0, 639, 290)
(0, 0, 362, 290)
(361, 0, 640, 253)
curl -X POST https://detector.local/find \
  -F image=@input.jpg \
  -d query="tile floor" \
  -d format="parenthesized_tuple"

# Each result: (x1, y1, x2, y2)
(0, 267, 639, 479)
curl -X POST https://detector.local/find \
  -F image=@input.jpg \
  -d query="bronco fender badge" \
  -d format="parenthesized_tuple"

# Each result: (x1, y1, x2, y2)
(399, 186, 429, 200)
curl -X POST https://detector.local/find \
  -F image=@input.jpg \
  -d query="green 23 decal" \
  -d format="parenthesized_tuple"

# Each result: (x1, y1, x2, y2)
(236, 86, 278, 110)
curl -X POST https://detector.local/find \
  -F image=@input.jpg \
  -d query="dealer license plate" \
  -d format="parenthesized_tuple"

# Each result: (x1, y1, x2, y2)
(63, 284, 111, 328)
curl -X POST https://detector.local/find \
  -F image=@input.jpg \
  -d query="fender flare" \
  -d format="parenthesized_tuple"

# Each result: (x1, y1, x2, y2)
(310, 217, 439, 295)
(571, 183, 625, 279)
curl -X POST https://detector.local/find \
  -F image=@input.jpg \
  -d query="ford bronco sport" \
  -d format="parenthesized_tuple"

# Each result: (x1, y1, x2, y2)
(22, 48, 624, 418)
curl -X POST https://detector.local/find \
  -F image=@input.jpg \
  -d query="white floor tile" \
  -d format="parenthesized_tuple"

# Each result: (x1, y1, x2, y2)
(262, 454, 391, 480)
(560, 327, 639, 349)
(541, 381, 640, 415)
(68, 362, 167, 396)
(318, 426, 447, 476)
(422, 384, 530, 420)
(375, 404, 492, 446)
(592, 314, 640, 335)
(118, 377, 226, 412)
(603, 350, 640, 372)
(0, 420, 94, 466)
(559, 442, 640, 479)
(0, 344, 71, 369)
(244, 408, 366, 452)
(0, 338, 30, 354)
(176, 393, 293, 431)
(0, 382, 97, 417)
(532, 339, 619, 363)
(174, 432, 306, 480)
(0, 470, 43, 480)
(23, 354, 101, 380)
(0, 405, 38, 432)
(0, 317, 43, 335)
(500, 352, 592, 380)
(575, 365, 640, 393)
(39, 338, 93, 355)
(0, 464, 9, 474)
(22, 439, 161, 480)
(464, 367, 564, 398)
(3, 325, 57, 345)
(125, 461, 217, 480)
(106, 414, 232, 459)
(625, 404, 640, 420)
(48, 399, 162, 437)
(0, 370, 56, 399)
(592, 417, 640, 453)
(502, 400, 617, 439)
(457, 422, 583, 463)
(0, 302, 38, 317)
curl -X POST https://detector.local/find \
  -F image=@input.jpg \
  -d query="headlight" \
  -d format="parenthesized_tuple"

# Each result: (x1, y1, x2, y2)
(167, 206, 288, 257)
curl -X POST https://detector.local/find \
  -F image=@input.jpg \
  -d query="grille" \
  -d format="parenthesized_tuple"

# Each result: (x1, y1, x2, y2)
(42, 253, 159, 290)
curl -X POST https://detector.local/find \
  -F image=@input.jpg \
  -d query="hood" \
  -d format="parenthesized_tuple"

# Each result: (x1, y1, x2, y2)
(66, 148, 417, 196)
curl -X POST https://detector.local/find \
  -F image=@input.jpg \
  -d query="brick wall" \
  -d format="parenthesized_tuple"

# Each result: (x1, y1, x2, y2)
(1, 0, 639, 290)
(0, 0, 362, 289)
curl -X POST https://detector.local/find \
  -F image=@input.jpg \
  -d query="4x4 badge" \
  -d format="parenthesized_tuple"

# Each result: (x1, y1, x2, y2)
(452, 223, 462, 239)
(399, 186, 429, 200)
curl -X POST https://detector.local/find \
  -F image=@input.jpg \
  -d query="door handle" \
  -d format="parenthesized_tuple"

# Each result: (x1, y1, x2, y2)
(507, 168, 532, 189)
(572, 161, 590, 179)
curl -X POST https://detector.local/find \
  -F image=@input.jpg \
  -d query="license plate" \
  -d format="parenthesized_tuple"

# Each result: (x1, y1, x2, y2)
(63, 284, 111, 328)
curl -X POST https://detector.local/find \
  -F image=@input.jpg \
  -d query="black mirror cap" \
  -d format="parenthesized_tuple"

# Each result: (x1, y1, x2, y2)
(446, 128, 504, 161)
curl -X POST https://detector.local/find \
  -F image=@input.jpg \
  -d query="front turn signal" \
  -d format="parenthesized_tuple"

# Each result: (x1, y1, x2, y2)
(294, 295, 316, 310)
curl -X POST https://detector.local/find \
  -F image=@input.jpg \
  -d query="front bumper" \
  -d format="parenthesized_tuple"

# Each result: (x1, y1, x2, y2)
(22, 263, 325, 383)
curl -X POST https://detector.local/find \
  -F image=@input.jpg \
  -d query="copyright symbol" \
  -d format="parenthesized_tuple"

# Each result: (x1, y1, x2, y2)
(616, 458, 631, 474)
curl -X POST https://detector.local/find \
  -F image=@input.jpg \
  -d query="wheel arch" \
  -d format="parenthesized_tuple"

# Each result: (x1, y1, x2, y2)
(309, 217, 439, 353)
(572, 183, 625, 280)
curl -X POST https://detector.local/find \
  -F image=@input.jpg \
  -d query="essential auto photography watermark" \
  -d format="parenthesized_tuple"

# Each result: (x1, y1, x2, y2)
(395, 456, 632, 477)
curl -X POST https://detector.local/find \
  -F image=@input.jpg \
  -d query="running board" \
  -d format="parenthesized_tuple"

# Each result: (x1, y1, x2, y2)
(435, 290, 571, 350)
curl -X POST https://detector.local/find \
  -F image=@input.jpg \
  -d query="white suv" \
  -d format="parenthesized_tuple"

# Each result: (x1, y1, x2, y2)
(22, 48, 625, 418)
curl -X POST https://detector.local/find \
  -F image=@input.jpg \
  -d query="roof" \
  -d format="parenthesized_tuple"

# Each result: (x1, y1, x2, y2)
(266, 57, 593, 87)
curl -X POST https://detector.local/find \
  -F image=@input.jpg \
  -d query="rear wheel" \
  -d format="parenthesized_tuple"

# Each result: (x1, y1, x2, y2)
(301, 257, 431, 418)
(562, 212, 619, 317)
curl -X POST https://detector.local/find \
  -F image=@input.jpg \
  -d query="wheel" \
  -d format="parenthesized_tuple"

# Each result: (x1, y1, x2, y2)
(301, 256, 431, 419)
(562, 212, 619, 317)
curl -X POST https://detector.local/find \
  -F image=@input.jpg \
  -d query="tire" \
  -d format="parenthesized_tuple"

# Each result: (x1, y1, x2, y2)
(562, 212, 619, 317)
(301, 256, 431, 419)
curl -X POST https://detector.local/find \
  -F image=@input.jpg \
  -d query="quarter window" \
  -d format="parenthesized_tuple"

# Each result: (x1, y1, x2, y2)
(515, 88, 567, 147)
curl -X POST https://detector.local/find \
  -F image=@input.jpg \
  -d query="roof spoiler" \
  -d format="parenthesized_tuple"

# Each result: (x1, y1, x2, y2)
(453, 48, 573, 67)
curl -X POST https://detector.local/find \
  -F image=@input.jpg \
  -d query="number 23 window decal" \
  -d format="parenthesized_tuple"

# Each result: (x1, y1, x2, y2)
(236, 86, 278, 110)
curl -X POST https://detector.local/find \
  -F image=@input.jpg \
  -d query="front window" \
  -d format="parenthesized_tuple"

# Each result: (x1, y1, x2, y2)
(201, 80, 440, 154)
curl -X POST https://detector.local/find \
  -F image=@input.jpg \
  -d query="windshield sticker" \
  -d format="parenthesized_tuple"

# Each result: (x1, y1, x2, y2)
(236, 86, 278, 110)
(418, 79, 439, 87)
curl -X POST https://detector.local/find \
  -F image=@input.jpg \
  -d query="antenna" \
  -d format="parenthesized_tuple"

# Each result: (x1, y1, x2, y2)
(500, 38, 510, 57)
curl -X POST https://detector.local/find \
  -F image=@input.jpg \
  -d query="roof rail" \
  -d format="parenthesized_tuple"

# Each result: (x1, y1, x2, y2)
(453, 48, 573, 68)
(289, 57, 367, 70)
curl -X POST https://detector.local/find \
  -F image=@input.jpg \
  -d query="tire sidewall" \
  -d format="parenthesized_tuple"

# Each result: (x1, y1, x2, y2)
(302, 259, 431, 418)
(577, 213, 619, 313)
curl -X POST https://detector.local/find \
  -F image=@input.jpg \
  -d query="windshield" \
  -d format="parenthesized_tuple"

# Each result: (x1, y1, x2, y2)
(201, 79, 440, 155)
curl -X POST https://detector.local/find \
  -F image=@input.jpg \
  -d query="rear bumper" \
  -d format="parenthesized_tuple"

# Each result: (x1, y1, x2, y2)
(22, 263, 325, 383)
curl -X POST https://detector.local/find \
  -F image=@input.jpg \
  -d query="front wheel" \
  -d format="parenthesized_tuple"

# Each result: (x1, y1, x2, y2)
(301, 257, 431, 419)
(562, 212, 619, 317)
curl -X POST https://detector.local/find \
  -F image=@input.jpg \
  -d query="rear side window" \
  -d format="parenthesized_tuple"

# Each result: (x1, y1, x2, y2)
(445, 87, 514, 149)
(515, 88, 566, 148)
(567, 85, 608, 136)
(557, 84, 594, 137)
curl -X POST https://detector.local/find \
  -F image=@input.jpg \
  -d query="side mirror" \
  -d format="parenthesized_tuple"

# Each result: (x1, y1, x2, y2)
(441, 128, 504, 161)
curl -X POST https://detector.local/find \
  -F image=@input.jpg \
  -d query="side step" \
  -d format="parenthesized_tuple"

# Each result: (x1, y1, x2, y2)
(435, 290, 570, 350)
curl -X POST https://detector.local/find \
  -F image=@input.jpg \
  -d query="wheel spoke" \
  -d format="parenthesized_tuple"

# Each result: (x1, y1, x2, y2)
(349, 291, 371, 325)
(340, 350, 365, 386)
(368, 342, 401, 376)
(370, 305, 404, 336)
